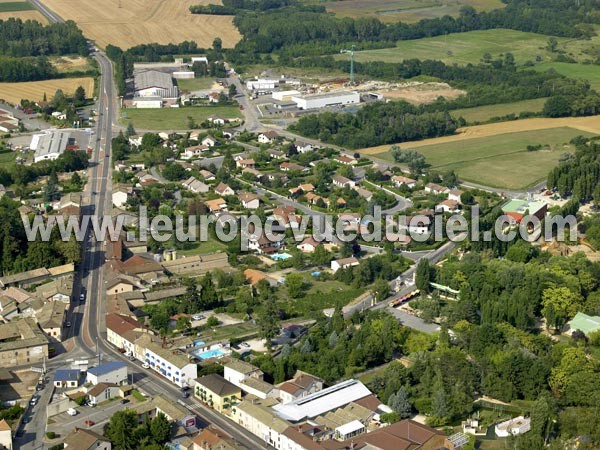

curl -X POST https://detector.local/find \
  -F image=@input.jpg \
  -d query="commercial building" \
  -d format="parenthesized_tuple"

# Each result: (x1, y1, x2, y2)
(272, 90, 300, 101)
(137, 334, 198, 388)
(0, 318, 48, 365)
(30, 128, 93, 163)
(246, 79, 278, 91)
(501, 199, 547, 224)
(291, 91, 360, 110)
(87, 361, 128, 385)
(134, 71, 179, 99)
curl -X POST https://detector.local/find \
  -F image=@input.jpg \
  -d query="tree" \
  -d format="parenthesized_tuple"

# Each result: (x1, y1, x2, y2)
(74, 85, 86, 106)
(206, 316, 219, 327)
(212, 37, 222, 51)
(388, 386, 412, 418)
(105, 410, 138, 450)
(415, 259, 431, 293)
(285, 273, 304, 298)
(542, 287, 582, 331)
(258, 297, 279, 344)
(162, 163, 186, 181)
(125, 122, 136, 137)
(149, 412, 171, 444)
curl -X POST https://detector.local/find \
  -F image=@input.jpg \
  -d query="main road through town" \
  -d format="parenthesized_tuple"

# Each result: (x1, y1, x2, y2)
(28, 3, 271, 449)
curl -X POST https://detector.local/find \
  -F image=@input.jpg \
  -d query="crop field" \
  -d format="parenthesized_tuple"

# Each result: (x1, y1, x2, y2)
(39, 0, 241, 49)
(349, 29, 562, 66)
(121, 106, 242, 130)
(0, 1, 33, 11)
(0, 0, 47, 21)
(359, 116, 600, 189)
(451, 98, 548, 123)
(321, 0, 504, 23)
(531, 62, 600, 91)
(0, 77, 95, 105)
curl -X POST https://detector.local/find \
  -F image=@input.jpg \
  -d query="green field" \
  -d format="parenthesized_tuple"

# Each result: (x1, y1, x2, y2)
(531, 62, 600, 91)
(371, 127, 596, 189)
(349, 29, 562, 66)
(320, 0, 504, 23)
(451, 98, 548, 123)
(0, 1, 34, 11)
(121, 106, 242, 130)
(176, 78, 216, 92)
(177, 239, 227, 256)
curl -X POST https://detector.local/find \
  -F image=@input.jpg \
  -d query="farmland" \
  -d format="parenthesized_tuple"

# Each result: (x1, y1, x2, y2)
(0, 0, 47, 21)
(321, 0, 504, 23)
(451, 98, 548, 123)
(349, 29, 562, 66)
(359, 117, 600, 189)
(0, 1, 33, 11)
(531, 62, 600, 91)
(0, 77, 95, 105)
(176, 78, 217, 92)
(39, 0, 241, 49)
(121, 106, 242, 130)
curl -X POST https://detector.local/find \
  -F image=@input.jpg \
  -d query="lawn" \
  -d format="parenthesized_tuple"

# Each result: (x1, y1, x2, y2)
(0, 1, 34, 11)
(319, 0, 504, 23)
(531, 62, 600, 91)
(451, 98, 548, 123)
(177, 238, 227, 256)
(121, 106, 242, 130)
(176, 78, 216, 92)
(370, 127, 596, 189)
(349, 29, 562, 66)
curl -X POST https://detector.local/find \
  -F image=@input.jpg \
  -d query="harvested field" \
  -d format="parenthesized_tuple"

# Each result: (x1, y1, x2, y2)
(0, 8, 47, 22)
(38, 0, 241, 49)
(377, 82, 465, 104)
(322, 0, 504, 23)
(0, 77, 95, 105)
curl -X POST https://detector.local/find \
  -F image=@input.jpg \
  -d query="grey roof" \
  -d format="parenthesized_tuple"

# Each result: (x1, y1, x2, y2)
(134, 71, 174, 91)
(54, 369, 80, 382)
(87, 361, 126, 377)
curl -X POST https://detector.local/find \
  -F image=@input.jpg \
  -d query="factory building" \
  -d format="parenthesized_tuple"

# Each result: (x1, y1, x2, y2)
(31, 128, 93, 163)
(291, 91, 360, 110)
(134, 70, 179, 99)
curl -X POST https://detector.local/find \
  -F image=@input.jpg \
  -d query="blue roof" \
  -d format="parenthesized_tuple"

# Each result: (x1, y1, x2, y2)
(87, 361, 126, 376)
(54, 369, 80, 382)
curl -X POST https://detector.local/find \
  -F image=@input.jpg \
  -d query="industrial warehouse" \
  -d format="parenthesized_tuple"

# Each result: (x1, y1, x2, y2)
(30, 128, 93, 163)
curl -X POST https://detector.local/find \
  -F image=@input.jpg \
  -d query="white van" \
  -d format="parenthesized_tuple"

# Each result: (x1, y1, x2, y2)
(67, 408, 77, 416)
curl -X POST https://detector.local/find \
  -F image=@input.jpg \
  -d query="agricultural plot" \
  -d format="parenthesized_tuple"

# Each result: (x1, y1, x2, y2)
(39, 0, 241, 49)
(0, 1, 34, 11)
(322, 0, 504, 23)
(450, 98, 548, 123)
(0, 77, 94, 105)
(0, 0, 47, 22)
(121, 105, 242, 130)
(349, 29, 562, 66)
(360, 117, 600, 189)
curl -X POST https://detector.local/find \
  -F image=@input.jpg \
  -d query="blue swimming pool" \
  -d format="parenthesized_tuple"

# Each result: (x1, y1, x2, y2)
(192, 348, 227, 360)
(271, 253, 292, 261)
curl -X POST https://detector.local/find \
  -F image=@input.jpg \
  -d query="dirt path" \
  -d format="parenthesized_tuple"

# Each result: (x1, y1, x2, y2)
(359, 115, 600, 154)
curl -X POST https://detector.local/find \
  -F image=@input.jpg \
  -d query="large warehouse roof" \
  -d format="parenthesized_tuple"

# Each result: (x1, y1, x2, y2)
(134, 70, 174, 91)
(272, 379, 372, 422)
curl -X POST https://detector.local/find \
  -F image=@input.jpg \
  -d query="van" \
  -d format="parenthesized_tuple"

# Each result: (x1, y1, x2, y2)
(67, 408, 77, 416)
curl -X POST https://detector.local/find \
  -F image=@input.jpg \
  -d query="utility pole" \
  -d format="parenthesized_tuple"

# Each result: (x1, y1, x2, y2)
(340, 45, 356, 85)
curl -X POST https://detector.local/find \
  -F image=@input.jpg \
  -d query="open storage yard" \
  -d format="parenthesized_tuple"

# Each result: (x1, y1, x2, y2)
(38, 0, 241, 49)
(0, 77, 95, 105)
(360, 116, 600, 189)
(321, 0, 504, 23)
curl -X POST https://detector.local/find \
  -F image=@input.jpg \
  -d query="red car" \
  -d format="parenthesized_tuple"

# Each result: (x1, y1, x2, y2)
(84, 420, 95, 426)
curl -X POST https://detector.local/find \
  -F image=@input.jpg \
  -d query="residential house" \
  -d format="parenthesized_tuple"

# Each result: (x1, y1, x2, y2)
(0, 419, 12, 450)
(335, 155, 356, 165)
(267, 149, 285, 159)
(87, 383, 120, 405)
(332, 175, 355, 189)
(243, 269, 279, 288)
(202, 135, 218, 147)
(0, 318, 48, 365)
(248, 233, 280, 255)
(272, 206, 300, 229)
(208, 116, 228, 126)
(223, 360, 277, 400)
(448, 189, 464, 203)
(354, 187, 373, 202)
(239, 192, 261, 210)
(258, 131, 280, 144)
(280, 162, 304, 172)
(86, 361, 128, 385)
(192, 427, 243, 450)
(105, 313, 145, 357)
(198, 169, 216, 181)
(137, 334, 198, 388)
(54, 369, 81, 388)
(391, 175, 416, 189)
(236, 159, 256, 169)
(215, 182, 235, 197)
(205, 198, 228, 214)
(134, 394, 197, 430)
(305, 192, 329, 208)
(331, 257, 359, 273)
(277, 371, 324, 404)
(36, 301, 66, 342)
(112, 184, 133, 208)
(194, 374, 241, 414)
(294, 142, 314, 153)
(232, 398, 290, 449)
(0, 295, 18, 322)
(436, 199, 460, 213)
(296, 237, 321, 253)
(182, 177, 209, 194)
(424, 183, 448, 195)
(63, 428, 111, 450)
(208, 92, 220, 104)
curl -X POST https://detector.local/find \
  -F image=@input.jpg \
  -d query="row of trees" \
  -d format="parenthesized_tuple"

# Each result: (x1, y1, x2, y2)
(0, 55, 56, 82)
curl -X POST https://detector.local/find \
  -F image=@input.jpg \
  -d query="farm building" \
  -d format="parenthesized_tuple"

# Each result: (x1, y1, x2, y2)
(31, 128, 93, 163)
(134, 71, 178, 99)
(292, 91, 360, 110)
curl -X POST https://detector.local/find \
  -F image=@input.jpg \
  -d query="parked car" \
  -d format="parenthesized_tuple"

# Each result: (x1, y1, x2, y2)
(65, 322, 71, 328)
(80, 293, 85, 301)
(84, 420, 95, 426)
(191, 314, 205, 321)
(142, 363, 150, 369)
(29, 397, 38, 406)
(120, 399, 129, 404)
(67, 408, 77, 416)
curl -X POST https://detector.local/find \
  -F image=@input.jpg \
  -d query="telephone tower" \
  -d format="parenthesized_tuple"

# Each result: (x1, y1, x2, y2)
(340, 45, 356, 85)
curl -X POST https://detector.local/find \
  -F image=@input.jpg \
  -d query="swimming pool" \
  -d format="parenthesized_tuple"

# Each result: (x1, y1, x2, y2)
(192, 348, 228, 360)
(271, 253, 292, 261)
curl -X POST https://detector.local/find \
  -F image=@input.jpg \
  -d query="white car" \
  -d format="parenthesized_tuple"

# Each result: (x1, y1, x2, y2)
(142, 363, 150, 369)
(191, 314, 205, 321)
(80, 293, 85, 301)
(67, 408, 77, 416)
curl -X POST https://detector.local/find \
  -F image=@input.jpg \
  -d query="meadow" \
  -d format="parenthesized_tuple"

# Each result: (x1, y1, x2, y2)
(322, 0, 504, 23)
(40, 0, 240, 49)
(0, 0, 47, 21)
(450, 98, 548, 123)
(0, 1, 33, 11)
(531, 62, 600, 91)
(0, 77, 95, 105)
(349, 29, 562, 66)
(121, 105, 242, 130)
(361, 121, 600, 189)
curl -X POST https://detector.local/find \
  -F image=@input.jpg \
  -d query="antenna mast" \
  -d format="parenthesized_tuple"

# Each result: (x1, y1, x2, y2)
(340, 45, 356, 85)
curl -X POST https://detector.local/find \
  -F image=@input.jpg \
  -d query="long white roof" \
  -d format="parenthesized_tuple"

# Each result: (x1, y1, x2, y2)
(272, 379, 371, 422)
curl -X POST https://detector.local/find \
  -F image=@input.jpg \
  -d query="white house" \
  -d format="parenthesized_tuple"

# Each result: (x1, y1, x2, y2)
(296, 237, 320, 253)
(448, 189, 464, 203)
(495, 416, 531, 438)
(239, 192, 261, 210)
(182, 176, 209, 194)
(258, 131, 279, 144)
(392, 175, 416, 189)
(201, 135, 218, 147)
(424, 183, 448, 195)
(139, 335, 198, 388)
(87, 382, 121, 405)
(294, 141, 315, 154)
(332, 175, 355, 189)
(86, 361, 128, 386)
(436, 199, 460, 213)
(0, 420, 12, 450)
(54, 369, 81, 388)
(215, 182, 235, 197)
(112, 185, 133, 208)
(331, 257, 359, 273)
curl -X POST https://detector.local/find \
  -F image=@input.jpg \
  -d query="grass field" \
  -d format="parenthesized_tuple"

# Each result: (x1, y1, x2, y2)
(366, 127, 595, 189)
(177, 239, 227, 256)
(0, 1, 33, 11)
(349, 29, 562, 66)
(176, 78, 217, 92)
(451, 98, 548, 123)
(40, 0, 240, 49)
(121, 105, 242, 130)
(321, 0, 504, 23)
(51, 56, 95, 74)
(531, 62, 600, 91)
(0, 77, 95, 105)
